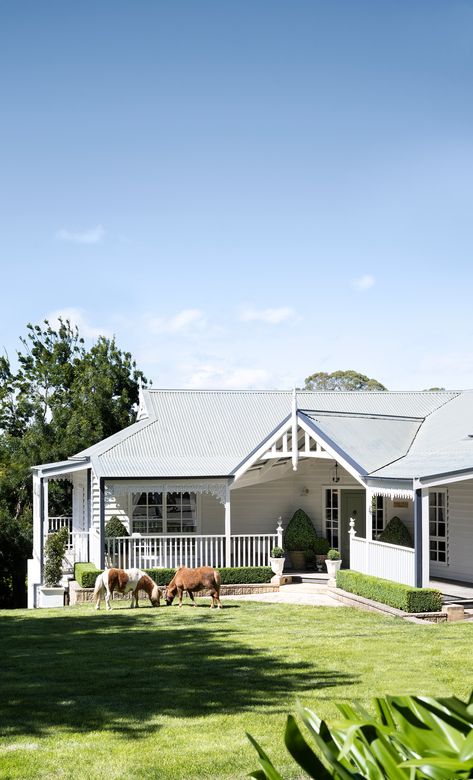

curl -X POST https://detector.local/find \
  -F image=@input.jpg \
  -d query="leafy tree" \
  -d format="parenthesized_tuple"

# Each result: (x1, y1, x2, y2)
(303, 370, 387, 392)
(0, 319, 147, 606)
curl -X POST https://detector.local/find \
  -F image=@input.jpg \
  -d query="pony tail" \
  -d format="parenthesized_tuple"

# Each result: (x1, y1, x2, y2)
(93, 572, 104, 602)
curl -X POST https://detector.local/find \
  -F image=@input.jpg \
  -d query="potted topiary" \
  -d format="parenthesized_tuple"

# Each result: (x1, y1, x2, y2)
(269, 546, 286, 577)
(283, 509, 318, 570)
(325, 548, 342, 583)
(39, 526, 69, 608)
(378, 516, 413, 547)
(313, 537, 330, 571)
(105, 516, 129, 566)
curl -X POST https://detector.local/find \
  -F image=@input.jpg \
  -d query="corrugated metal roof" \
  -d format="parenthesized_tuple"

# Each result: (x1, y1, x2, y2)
(66, 388, 470, 480)
(372, 391, 473, 478)
(302, 412, 422, 474)
(145, 389, 459, 420)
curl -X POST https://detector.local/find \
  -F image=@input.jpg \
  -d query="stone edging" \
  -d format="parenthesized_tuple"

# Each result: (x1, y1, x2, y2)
(68, 580, 278, 605)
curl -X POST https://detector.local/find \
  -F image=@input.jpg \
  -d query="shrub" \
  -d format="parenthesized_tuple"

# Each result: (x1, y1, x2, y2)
(304, 550, 316, 569)
(105, 516, 129, 537)
(313, 537, 330, 555)
(283, 508, 318, 551)
(218, 567, 273, 585)
(44, 527, 69, 587)
(336, 569, 443, 613)
(144, 568, 180, 586)
(249, 691, 473, 778)
(74, 564, 274, 589)
(270, 546, 284, 558)
(378, 515, 413, 547)
(74, 563, 102, 588)
(327, 548, 341, 560)
(145, 567, 273, 586)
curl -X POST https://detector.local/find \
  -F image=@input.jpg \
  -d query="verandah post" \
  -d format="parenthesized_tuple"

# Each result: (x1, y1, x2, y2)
(224, 482, 231, 567)
(414, 487, 423, 588)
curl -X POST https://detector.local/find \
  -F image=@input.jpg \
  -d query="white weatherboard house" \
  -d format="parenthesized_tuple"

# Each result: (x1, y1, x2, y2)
(28, 388, 473, 607)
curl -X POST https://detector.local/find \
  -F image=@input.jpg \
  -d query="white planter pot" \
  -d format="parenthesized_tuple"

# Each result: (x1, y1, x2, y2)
(39, 586, 65, 608)
(325, 559, 342, 581)
(269, 557, 286, 577)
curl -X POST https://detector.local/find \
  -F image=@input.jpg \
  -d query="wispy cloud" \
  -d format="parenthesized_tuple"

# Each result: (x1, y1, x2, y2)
(45, 308, 112, 340)
(146, 309, 207, 335)
(239, 307, 295, 324)
(353, 274, 375, 291)
(186, 364, 271, 390)
(55, 225, 105, 244)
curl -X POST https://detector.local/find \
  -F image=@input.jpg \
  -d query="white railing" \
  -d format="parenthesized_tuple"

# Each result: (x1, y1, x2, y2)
(231, 534, 278, 567)
(63, 532, 90, 571)
(105, 532, 279, 570)
(106, 534, 226, 570)
(48, 516, 73, 534)
(349, 524, 415, 587)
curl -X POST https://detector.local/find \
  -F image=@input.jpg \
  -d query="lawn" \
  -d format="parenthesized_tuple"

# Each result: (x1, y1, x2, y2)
(2, 600, 473, 779)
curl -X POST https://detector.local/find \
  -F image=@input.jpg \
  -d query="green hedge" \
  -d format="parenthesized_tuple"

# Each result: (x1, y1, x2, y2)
(74, 563, 102, 588)
(217, 567, 272, 584)
(336, 569, 443, 613)
(74, 564, 273, 589)
(143, 567, 273, 586)
(144, 568, 179, 585)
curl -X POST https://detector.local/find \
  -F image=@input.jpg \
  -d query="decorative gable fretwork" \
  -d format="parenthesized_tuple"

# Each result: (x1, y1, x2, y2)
(260, 428, 331, 461)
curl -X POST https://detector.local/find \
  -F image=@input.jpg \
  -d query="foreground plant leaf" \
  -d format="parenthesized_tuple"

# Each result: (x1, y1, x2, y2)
(248, 692, 473, 779)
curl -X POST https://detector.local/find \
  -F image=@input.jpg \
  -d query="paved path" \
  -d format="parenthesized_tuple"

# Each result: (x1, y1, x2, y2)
(223, 582, 343, 607)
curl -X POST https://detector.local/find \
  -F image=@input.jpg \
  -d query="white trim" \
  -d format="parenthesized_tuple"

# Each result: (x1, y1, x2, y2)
(370, 487, 414, 500)
(417, 472, 473, 489)
(232, 417, 292, 482)
(292, 388, 298, 472)
(108, 479, 228, 505)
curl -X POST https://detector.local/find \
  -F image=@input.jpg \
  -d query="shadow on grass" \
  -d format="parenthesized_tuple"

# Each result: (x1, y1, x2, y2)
(1, 606, 357, 738)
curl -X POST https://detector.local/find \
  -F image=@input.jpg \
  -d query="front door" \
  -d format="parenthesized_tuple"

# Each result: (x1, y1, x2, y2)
(340, 490, 366, 565)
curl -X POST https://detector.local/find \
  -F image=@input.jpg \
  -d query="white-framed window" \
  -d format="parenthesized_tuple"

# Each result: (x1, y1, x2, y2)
(371, 495, 384, 538)
(131, 491, 197, 534)
(429, 490, 448, 564)
(325, 488, 339, 549)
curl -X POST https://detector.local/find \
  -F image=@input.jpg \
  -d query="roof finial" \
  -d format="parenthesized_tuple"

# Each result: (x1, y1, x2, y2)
(136, 375, 148, 421)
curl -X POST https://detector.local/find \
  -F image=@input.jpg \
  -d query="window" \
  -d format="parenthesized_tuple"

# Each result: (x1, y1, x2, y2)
(165, 492, 197, 533)
(429, 491, 448, 563)
(131, 491, 197, 534)
(371, 495, 384, 538)
(325, 489, 339, 549)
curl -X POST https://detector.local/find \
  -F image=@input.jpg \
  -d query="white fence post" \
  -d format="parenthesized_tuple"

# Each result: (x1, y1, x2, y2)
(276, 517, 283, 548)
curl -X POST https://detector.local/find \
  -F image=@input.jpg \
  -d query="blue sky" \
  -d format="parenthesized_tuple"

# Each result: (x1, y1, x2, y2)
(1, 1, 473, 390)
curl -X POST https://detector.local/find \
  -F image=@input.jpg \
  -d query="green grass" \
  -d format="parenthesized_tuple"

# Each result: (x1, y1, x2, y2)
(1, 599, 473, 779)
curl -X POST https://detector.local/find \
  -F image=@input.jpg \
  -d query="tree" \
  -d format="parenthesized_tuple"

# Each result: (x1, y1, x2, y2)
(303, 370, 387, 392)
(0, 319, 147, 606)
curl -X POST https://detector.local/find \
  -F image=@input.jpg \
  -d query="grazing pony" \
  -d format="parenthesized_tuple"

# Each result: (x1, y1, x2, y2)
(93, 567, 161, 611)
(164, 566, 222, 608)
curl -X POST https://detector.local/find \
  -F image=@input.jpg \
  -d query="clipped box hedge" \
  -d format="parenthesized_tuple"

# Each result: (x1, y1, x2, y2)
(217, 567, 273, 584)
(74, 563, 102, 588)
(144, 567, 273, 585)
(74, 564, 273, 589)
(336, 569, 443, 613)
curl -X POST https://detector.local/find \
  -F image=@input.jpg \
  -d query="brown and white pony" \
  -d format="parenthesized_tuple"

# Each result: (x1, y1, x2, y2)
(93, 567, 161, 611)
(164, 566, 222, 608)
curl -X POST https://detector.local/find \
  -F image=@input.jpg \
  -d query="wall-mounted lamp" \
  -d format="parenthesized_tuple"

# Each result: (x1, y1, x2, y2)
(331, 463, 340, 483)
(300, 487, 309, 496)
